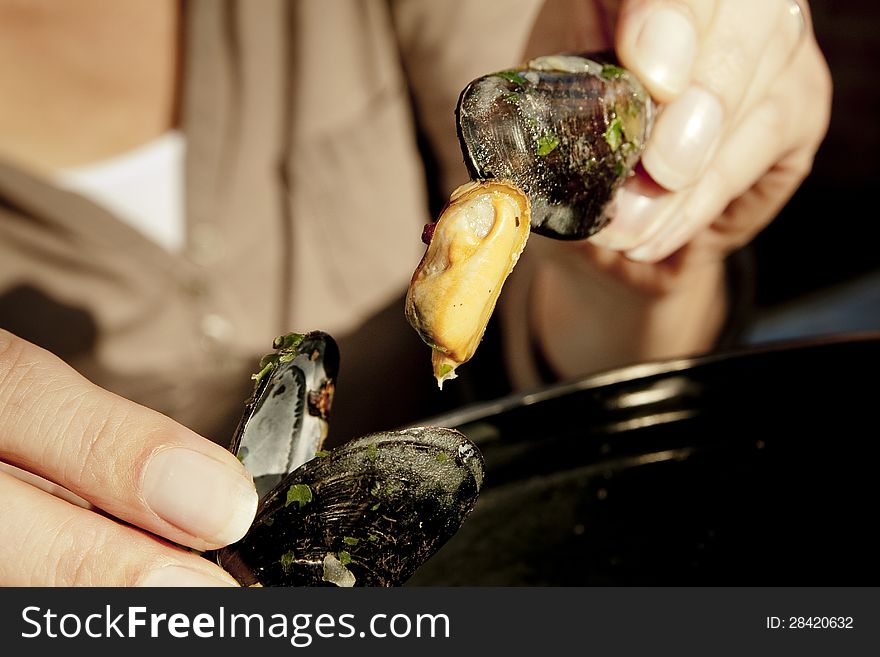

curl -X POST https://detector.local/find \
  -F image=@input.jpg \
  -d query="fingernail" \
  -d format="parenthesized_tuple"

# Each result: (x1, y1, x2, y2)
(634, 7, 698, 97)
(589, 185, 668, 250)
(641, 87, 724, 191)
(625, 241, 664, 264)
(143, 447, 257, 546)
(141, 565, 238, 587)
(625, 170, 725, 263)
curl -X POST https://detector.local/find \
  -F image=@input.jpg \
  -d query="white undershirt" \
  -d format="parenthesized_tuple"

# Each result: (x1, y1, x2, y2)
(55, 130, 186, 252)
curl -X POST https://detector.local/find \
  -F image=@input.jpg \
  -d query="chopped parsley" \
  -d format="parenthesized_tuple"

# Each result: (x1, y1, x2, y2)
(604, 117, 624, 152)
(496, 70, 528, 87)
(536, 132, 560, 156)
(279, 550, 296, 572)
(285, 484, 313, 508)
(250, 359, 276, 385)
(273, 332, 305, 350)
(601, 64, 626, 80)
(338, 551, 352, 566)
(252, 332, 306, 384)
(343, 536, 360, 546)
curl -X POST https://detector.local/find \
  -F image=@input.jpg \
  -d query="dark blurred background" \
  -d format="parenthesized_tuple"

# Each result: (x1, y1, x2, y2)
(748, 0, 880, 340)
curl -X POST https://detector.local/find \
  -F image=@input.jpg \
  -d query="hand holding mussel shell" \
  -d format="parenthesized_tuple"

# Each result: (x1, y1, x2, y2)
(212, 332, 484, 587)
(406, 53, 654, 386)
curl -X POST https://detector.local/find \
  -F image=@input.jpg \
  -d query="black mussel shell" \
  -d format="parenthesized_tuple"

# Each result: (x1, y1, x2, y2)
(229, 331, 339, 498)
(456, 52, 654, 240)
(216, 427, 484, 587)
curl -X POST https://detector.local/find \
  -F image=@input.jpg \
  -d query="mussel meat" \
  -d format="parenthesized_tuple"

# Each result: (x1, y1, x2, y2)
(406, 180, 530, 388)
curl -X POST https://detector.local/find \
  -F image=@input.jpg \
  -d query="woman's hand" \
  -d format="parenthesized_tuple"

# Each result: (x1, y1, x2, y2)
(0, 329, 257, 586)
(506, 0, 831, 384)
(596, 0, 830, 262)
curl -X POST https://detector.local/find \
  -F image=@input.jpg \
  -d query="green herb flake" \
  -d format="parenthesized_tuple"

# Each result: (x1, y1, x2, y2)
(343, 536, 360, 546)
(369, 482, 381, 497)
(368, 534, 379, 542)
(604, 117, 624, 152)
(536, 133, 560, 157)
(371, 502, 381, 511)
(436, 451, 449, 463)
(338, 551, 352, 566)
(438, 364, 454, 378)
(279, 550, 296, 572)
(601, 64, 626, 80)
(496, 70, 528, 87)
(264, 517, 275, 527)
(237, 446, 249, 462)
(285, 484, 313, 508)
(315, 450, 331, 458)
(366, 443, 378, 462)
(250, 360, 275, 385)
(273, 332, 305, 350)
(502, 92, 520, 105)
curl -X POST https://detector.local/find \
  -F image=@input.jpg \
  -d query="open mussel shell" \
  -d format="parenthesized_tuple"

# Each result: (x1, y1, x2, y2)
(216, 427, 484, 587)
(229, 331, 339, 498)
(456, 53, 654, 240)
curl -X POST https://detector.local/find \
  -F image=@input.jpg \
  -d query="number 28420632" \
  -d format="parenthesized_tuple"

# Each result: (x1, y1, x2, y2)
(766, 617, 853, 629)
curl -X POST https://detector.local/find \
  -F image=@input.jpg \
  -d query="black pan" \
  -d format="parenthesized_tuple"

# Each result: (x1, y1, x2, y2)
(406, 332, 880, 585)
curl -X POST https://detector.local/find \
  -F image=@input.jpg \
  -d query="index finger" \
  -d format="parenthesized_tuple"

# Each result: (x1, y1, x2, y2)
(615, 0, 717, 102)
(0, 330, 257, 550)
(616, 0, 806, 190)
